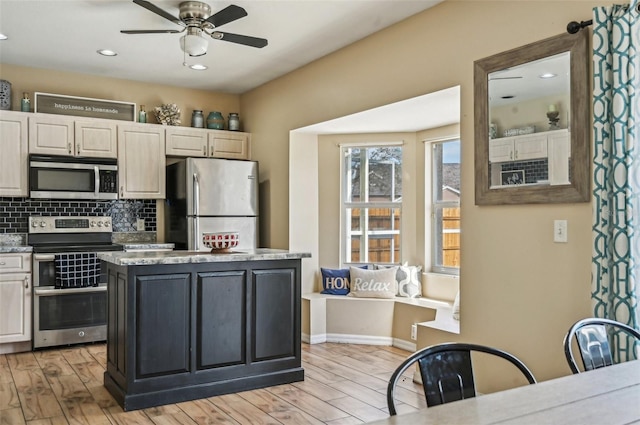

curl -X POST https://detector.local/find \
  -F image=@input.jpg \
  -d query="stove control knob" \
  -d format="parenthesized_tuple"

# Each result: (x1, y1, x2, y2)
(31, 221, 38, 228)
(104, 221, 110, 227)
(90, 221, 96, 227)
(97, 221, 103, 227)
(39, 221, 46, 228)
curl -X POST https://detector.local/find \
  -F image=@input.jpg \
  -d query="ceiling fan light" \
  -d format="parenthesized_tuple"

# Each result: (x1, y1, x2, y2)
(180, 29, 208, 57)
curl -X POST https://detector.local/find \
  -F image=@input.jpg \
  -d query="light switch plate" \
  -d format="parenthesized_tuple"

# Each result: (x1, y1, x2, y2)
(554, 220, 568, 243)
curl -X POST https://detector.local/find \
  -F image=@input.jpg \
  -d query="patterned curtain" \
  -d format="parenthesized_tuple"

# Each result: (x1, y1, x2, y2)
(592, 1, 640, 362)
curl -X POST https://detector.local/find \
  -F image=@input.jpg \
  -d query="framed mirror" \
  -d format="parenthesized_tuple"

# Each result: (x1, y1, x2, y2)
(474, 30, 589, 205)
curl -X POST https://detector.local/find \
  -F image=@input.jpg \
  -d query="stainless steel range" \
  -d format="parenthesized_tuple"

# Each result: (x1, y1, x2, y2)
(28, 216, 122, 349)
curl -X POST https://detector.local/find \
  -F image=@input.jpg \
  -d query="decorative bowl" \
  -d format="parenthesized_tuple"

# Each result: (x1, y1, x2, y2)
(202, 232, 239, 252)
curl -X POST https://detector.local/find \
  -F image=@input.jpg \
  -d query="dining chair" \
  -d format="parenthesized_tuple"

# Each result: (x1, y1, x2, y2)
(563, 317, 640, 374)
(386, 342, 537, 415)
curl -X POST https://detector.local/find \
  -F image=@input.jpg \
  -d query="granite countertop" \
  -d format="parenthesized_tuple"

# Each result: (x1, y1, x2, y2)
(0, 245, 33, 254)
(0, 234, 32, 253)
(97, 249, 312, 266)
(118, 243, 175, 251)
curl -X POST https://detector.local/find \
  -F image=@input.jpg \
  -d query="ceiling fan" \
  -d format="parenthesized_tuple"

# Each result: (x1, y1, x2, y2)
(121, 0, 268, 57)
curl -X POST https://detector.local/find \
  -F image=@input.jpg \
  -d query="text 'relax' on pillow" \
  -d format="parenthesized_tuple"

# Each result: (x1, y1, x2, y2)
(348, 266, 398, 299)
(320, 268, 352, 295)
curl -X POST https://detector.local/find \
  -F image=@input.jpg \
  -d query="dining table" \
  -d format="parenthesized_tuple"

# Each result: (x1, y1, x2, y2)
(367, 360, 640, 424)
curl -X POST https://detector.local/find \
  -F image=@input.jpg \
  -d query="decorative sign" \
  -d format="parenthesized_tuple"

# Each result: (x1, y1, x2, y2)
(34, 92, 135, 121)
(501, 170, 525, 186)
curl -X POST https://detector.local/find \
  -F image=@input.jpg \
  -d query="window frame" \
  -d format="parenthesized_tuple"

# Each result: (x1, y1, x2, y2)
(426, 137, 460, 275)
(340, 141, 403, 267)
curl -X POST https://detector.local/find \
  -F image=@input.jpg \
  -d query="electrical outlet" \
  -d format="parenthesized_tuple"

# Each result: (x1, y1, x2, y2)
(136, 218, 145, 231)
(411, 324, 417, 341)
(554, 219, 568, 243)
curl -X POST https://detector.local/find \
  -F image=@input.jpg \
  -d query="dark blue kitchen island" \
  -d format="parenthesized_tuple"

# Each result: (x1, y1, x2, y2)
(98, 249, 311, 411)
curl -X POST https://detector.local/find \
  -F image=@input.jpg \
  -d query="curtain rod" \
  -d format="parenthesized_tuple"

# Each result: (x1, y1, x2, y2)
(566, 20, 593, 34)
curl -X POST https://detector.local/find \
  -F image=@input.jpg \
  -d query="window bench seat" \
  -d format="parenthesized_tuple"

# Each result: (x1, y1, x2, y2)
(301, 293, 459, 351)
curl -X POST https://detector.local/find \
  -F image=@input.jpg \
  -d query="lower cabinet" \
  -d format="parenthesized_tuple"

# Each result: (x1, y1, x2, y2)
(104, 259, 303, 411)
(0, 253, 32, 346)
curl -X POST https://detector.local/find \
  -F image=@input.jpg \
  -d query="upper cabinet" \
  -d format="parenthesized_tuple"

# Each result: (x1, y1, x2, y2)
(29, 114, 117, 158)
(118, 123, 166, 199)
(166, 127, 250, 160)
(0, 111, 29, 197)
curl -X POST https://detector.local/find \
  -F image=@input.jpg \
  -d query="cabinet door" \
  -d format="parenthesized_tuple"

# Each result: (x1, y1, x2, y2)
(252, 268, 296, 361)
(548, 130, 570, 185)
(29, 114, 75, 156)
(514, 134, 547, 161)
(0, 253, 31, 273)
(166, 127, 207, 157)
(0, 272, 31, 344)
(209, 131, 250, 160)
(488, 139, 514, 163)
(118, 124, 166, 199)
(75, 120, 117, 158)
(0, 112, 28, 196)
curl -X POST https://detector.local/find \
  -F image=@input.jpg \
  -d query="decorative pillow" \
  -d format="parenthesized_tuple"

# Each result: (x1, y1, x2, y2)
(348, 266, 398, 299)
(376, 263, 422, 298)
(452, 291, 460, 321)
(320, 268, 352, 295)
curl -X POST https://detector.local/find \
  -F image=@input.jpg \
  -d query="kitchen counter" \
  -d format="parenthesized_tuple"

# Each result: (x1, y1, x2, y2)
(0, 245, 32, 253)
(101, 250, 308, 410)
(117, 243, 175, 251)
(98, 248, 310, 266)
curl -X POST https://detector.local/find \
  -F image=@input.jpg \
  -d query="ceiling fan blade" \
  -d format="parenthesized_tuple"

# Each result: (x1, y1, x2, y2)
(489, 76, 523, 80)
(205, 5, 247, 28)
(121, 29, 183, 34)
(132, 0, 185, 27)
(211, 31, 268, 48)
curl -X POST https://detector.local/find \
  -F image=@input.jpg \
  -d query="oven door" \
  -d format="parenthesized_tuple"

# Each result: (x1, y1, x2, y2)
(32, 253, 107, 349)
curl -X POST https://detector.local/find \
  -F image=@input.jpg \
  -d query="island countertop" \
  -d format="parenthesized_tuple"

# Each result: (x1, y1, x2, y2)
(97, 248, 311, 266)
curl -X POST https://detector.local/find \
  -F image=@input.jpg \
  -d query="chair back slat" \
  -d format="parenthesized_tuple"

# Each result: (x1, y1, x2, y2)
(577, 324, 613, 370)
(418, 351, 475, 406)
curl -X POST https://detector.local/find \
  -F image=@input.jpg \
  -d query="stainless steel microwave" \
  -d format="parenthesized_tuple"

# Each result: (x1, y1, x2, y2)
(29, 155, 118, 200)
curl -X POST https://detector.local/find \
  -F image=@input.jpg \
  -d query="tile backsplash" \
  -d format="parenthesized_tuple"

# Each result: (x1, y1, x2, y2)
(0, 198, 156, 233)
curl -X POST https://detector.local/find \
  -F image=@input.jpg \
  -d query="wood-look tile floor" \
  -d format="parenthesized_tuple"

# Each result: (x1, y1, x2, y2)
(0, 343, 425, 424)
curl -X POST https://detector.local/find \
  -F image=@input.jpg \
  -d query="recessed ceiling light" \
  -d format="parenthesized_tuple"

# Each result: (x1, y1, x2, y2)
(0, 33, 8, 40)
(97, 49, 117, 57)
(539, 73, 557, 79)
(189, 64, 208, 70)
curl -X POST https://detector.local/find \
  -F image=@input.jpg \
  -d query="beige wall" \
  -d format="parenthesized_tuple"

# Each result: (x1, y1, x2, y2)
(0, 64, 240, 126)
(241, 0, 597, 384)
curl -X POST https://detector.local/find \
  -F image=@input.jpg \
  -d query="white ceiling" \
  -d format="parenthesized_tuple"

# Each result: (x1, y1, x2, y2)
(0, 0, 460, 133)
(0, 0, 442, 94)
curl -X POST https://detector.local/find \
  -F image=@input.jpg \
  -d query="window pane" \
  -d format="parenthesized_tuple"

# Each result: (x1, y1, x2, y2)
(432, 139, 460, 272)
(433, 140, 460, 202)
(344, 146, 402, 203)
(345, 207, 400, 264)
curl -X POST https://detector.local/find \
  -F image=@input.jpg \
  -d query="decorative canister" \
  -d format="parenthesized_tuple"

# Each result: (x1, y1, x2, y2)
(0, 80, 11, 110)
(139, 105, 147, 123)
(207, 111, 225, 130)
(191, 110, 204, 128)
(21, 92, 30, 112)
(228, 113, 240, 131)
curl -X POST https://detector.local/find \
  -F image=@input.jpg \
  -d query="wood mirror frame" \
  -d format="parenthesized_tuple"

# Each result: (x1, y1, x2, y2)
(474, 31, 589, 205)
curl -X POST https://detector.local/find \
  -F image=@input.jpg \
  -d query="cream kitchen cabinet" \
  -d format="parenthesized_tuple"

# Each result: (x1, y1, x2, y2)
(118, 123, 166, 199)
(0, 253, 32, 345)
(29, 114, 117, 158)
(0, 111, 29, 197)
(166, 127, 250, 160)
(489, 133, 548, 163)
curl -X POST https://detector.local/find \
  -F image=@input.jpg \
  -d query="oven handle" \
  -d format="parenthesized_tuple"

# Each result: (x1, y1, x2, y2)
(34, 286, 107, 296)
(94, 165, 100, 199)
(34, 254, 56, 261)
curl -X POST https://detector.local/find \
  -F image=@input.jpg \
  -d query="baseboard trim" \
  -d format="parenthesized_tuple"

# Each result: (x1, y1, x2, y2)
(392, 338, 416, 352)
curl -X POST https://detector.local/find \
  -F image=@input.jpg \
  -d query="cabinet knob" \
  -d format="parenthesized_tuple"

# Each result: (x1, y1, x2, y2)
(120, 186, 124, 197)
(68, 142, 72, 155)
(77, 144, 80, 155)
(0, 262, 5, 265)
(24, 276, 29, 289)
(203, 146, 207, 156)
